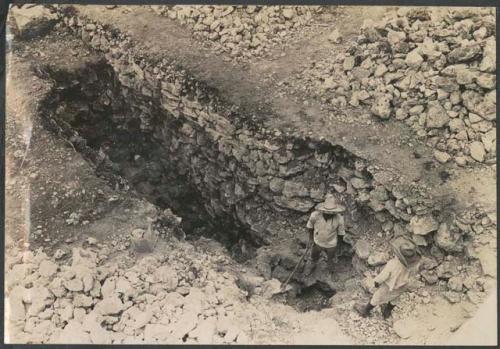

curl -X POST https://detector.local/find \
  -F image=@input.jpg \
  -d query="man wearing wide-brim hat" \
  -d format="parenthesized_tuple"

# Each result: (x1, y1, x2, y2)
(304, 194, 346, 274)
(354, 236, 422, 319)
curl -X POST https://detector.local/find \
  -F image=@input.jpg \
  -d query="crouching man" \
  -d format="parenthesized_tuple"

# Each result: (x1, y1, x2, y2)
(354, 236, 421, 319)
(304, 194, 346, 274)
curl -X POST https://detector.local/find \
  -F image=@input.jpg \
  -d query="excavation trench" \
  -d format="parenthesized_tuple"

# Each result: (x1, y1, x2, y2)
(39, 61, 253, 256)
(37, 59, 392, 311)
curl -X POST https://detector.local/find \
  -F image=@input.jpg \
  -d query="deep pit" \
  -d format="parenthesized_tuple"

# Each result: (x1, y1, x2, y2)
(39, 61, 253, 258)
(38, 60, 361, 308)
(29, 7, 492, 317)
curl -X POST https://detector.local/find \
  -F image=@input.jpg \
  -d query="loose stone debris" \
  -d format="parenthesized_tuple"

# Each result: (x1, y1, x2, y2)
(5, 4, 497, 346)
(150, 5, 326, 61)
(294, 7, 496, 167)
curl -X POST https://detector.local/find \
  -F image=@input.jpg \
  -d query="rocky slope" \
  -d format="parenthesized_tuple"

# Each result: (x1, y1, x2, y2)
(292, 7, 496, 167)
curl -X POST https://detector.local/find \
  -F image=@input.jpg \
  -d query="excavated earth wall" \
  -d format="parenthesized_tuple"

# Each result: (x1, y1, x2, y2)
(35, 7, 494, 291)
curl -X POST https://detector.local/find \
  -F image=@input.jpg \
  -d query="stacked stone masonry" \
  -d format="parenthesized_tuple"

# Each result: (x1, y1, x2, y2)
(51, 9, 493, 280)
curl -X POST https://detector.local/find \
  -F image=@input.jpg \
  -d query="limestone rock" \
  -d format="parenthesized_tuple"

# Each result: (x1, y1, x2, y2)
(405, 49, 424, 68)
(476, 73, 496, 89)
(64, 278, 84, 292)
(274, 196, 315, 212)
(374, 64, 388, 77)
(447, 44, 482, 63)
(89, 323, 112, 344)
(436, 261, 458, 280)
(132, 309, 153, 330)
(443, 291, 461, 304)
(354, 239, 370, 260)
(153, 265, 179, 291)
(434, 223, 462, 253)
(190, 317, 217, 343)
(367, 251, 389, 266)
(101, 278, 116, 298)
(481, 130, 496, 152)
(74, 294, 94, 308)
(131, 228, 154, 253)
(455, 66, 477, 84)
(49, 277, 67, 298)
(351, 177, 369, 189)
(282, 8, 295, 20)
(469, 141, 485, 162)
(421, 270, 438, 284)
(39, 260, 58, 277)
(6, 263, 30, 289)
(434, 150, 451, 163)
(448, 118, 465, 132)
(26, 286, 54, 317)
(282, 180, 309, 197)
(8, 286, 29, 322)
(94, 296, 124, 316)
(169, 311, 198, 340)
(343, 56, 355, 71)
(53, 320, 91, 344)
(447, 276, 464, 292)
(53, 249, 67, 260)
(269, 177, 284, 193)
(371, 94, 392, 119)
(410, 215, 439, 235)
(477, 248, 496, 278)
(261, 278, 289, 299)
(115, 277, 135, 298)
(144, 323, 170, 343)
(426, 101, 449, 129)
(387, 29, 406, 45)
(328, 29, 342, 43)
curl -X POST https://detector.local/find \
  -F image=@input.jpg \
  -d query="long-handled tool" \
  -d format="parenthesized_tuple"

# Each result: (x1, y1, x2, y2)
(281, 241, 312, 291)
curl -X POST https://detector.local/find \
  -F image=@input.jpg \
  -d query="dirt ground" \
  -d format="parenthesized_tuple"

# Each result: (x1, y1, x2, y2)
(4, 4, 497, 345)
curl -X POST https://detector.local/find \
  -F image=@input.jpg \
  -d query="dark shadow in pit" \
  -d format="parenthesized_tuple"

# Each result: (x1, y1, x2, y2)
(37, 60, 257, 262)
(286, 282, 337, 312)
(37, 59, 364, 313)
(273, 239, 356, 313)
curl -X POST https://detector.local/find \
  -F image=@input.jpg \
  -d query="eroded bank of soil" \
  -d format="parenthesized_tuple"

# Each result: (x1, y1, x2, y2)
(5, 4, 497, 345)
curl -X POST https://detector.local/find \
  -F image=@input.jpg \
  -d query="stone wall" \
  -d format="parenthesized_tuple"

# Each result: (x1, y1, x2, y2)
(45, 9, 494, 285)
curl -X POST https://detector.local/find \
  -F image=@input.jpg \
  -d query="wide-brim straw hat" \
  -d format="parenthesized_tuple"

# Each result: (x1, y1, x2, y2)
(391, 236, 421, 267)
(316, 195, 346, 213)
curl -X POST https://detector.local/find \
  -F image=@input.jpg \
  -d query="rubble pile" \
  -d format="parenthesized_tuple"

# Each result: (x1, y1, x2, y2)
(298, 8, 496, 166)
(151, 5, 323, 60)
(6, 239, 287, 344)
